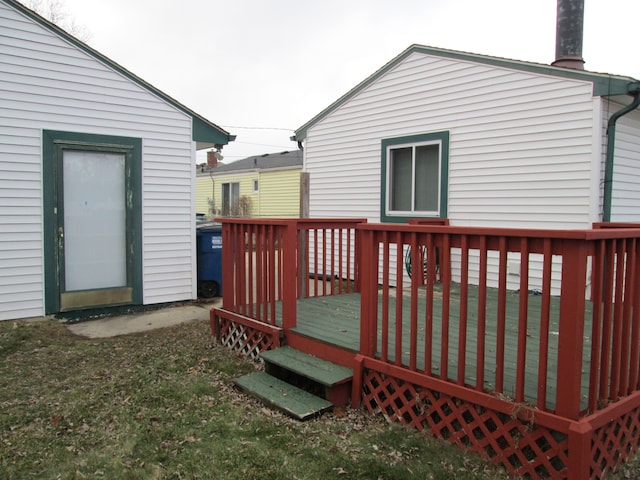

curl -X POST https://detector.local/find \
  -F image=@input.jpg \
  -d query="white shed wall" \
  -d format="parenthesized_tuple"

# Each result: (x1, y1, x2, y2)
(304, 51, 599, 230)
(0, 3, 196, 320)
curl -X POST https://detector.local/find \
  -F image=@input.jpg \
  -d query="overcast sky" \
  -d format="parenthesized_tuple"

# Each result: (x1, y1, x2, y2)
(57, 0, 640, 163)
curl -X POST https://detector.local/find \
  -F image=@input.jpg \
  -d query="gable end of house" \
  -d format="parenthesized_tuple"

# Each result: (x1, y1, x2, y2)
(293, 44, 638, 142)
(2, 0, 235, 148)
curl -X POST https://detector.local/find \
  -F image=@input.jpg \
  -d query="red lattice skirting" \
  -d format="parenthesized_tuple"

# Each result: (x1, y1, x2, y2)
(352, 355, 640, 479)
(211, 308, 282, 360)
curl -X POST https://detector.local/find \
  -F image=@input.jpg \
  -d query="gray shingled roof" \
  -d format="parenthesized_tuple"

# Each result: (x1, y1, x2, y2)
(210, 150, 302, 174)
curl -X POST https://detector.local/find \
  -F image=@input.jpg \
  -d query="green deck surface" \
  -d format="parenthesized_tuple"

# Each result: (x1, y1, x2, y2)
(234, 371, 333, 420)
(260, 346, 353, 386)
(285, 285, 594, 411)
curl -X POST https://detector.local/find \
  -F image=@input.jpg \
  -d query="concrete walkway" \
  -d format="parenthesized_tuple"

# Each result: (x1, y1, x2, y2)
(66, 298, 221, 339)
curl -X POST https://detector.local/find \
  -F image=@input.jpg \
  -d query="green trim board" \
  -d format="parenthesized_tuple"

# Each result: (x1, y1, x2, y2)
(380, 131, 449, 223)
(293, 44, 639, 142)
(3, 0, 234, 147)
(43, 130, 143, 314)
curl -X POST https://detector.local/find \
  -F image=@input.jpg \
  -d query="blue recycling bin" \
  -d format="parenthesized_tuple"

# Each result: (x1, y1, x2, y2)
(196, 223, 222, 298)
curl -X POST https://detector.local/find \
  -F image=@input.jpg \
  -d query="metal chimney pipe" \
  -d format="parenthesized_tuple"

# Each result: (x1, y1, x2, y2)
(551, 0, 585, 70)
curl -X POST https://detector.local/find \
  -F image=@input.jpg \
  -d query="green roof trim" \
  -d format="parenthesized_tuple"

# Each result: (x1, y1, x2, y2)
(4, 0, 234, 148)
(192, 116, 235, 146)
(293, 44, 639, 142)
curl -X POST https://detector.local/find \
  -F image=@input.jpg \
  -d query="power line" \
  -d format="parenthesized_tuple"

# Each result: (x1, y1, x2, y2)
(231, 141, 296, 148)
(221, 125, 294, 131)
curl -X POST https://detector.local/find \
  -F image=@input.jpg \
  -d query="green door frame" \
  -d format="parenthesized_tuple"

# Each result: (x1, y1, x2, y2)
(43, 130, 143, 314)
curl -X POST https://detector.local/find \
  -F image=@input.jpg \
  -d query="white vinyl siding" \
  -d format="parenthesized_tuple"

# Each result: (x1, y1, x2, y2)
(0, 132, 42, 320)
(0, 3, 196, 320)
(610, 106, 640, 222)
(304, 52, 598, 229)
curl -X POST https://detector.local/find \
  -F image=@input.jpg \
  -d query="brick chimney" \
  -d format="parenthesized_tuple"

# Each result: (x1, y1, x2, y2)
(207, 150, 219, 168)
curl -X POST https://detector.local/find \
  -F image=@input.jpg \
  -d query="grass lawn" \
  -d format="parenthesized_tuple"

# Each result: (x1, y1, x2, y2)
(1, 317, 638, 479)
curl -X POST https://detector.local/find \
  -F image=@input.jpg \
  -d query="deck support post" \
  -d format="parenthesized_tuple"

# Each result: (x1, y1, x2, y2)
(567, 420, 592, 479)
(282, 220, 298, 331)
(359, 229, 378, 357)
(221, 223, 234, 310)
(556, 239, 588, 419)
(351, 354, 365, 408)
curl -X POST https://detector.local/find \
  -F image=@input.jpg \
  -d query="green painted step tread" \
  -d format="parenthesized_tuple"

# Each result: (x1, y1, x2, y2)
(234, 371, 333, 420)
(260, 346, 353, 386)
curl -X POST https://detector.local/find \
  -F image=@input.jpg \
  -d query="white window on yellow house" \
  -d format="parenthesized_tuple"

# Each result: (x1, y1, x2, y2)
(222, 182, 239, 216)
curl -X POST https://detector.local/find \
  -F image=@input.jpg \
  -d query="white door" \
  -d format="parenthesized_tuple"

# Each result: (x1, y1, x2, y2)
(58, 149, 132, 310)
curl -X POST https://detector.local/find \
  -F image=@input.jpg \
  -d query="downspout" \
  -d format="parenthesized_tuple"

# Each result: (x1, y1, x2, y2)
(209, 170, 215, 218)
(602, 82, 640, 222)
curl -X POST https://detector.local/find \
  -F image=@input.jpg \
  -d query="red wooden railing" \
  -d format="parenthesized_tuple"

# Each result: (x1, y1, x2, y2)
(296, 219, 366, 298)
(218, 218, 640, 420)
(219, 218, 367, 330)
(357, 223, 640, 420)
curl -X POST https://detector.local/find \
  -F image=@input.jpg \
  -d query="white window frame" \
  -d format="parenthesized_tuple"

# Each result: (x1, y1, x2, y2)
(385, 140, 442, 217)
(221, 181, 240, 216)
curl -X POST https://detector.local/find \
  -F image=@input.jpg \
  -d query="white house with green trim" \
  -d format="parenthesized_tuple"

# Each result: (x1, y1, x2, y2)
(197, 150, 303, 219)
(0, 0, 234, 321)
(293, 44, 640, 230)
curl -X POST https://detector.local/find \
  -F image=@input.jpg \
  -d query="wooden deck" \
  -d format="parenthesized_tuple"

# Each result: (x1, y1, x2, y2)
(289, 285, 591, 411)
(215, 218, 640, 478)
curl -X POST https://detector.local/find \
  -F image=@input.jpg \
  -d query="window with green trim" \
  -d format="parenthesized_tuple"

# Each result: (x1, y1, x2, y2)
(381, 131, 449, 222)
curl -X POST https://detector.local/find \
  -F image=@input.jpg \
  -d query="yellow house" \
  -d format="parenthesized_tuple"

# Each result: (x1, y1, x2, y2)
(196, 150, 303, 218)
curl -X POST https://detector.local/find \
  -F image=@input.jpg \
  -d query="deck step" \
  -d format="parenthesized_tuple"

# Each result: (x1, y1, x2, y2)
(260, 346, 353, 386)
(234, 371, 333, 421)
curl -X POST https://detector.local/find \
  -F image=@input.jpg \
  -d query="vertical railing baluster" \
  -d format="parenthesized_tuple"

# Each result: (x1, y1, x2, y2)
(410, 232, 419, 371)
(346, 228, 352, 293)
(588, 239, 604, 412)
(395, 231, 404, 366)
(382, 231, 390, 363)
(458, 235, 469, 385)
(322, 228, 327, 296)
(424, 233, 435, 375)
(620, 238, 634, 396)
(441, 234, 451, 381)
(476, 235, 487, 392)
(268, 225, 276, 323)
(611, 239, 626, 399)
(516, 238, 529, 403)
(237, 224, 247, 316)
(630, 239, 640, 391)
(255, 224, 263, 321)
(496, 236, 507, 394)
(538, 238, 552, 410)
(247, 224, 254, 319)
(600, 240, 614, 402)
(338, 228, 344, 293)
